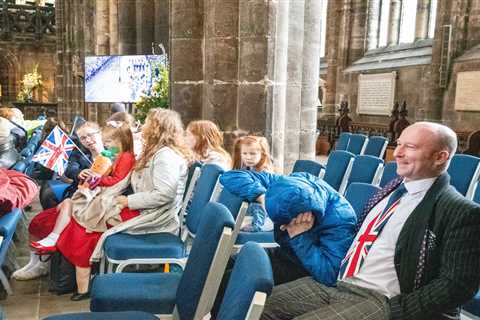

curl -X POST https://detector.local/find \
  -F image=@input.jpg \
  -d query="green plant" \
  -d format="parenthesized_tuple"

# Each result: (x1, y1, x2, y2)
(134, 64, 169, 123)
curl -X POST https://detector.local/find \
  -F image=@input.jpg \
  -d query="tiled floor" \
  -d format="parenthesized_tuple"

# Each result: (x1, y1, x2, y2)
(0, 197, 89, 320)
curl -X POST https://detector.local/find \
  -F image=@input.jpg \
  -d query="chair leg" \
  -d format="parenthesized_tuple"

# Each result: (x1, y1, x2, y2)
(0, 269, 12, 295)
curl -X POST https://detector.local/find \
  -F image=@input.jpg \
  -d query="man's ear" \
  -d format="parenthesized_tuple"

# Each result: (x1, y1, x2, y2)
(434, 150, 450, 168)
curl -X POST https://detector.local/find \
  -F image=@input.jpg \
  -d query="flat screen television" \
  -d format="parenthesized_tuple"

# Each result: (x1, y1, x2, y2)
(84, 55, 167, 103)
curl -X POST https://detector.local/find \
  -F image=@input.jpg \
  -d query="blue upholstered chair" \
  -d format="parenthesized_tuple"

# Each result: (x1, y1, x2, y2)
(292, 159, 325, 177)
(335, 132, 351, 150)
(100, 164, 224, 273)
(342, 155, 384, 194)
(364, 136, 388, 158)
(42, 311, 158, 320)
(447, 154, 480, 199)
(0, 208, 22, 294)
(344, 183, 381, 218)
(346, 133, 368, 155)
(47, 180, 72, 202)
(473, 184, 480, 205)
(379, 161, 398, 188)
(91, 202, 236, 318)
(462, 290, 480, 320)
(217, 242, 274, 320)
(323, 150, 355, 192)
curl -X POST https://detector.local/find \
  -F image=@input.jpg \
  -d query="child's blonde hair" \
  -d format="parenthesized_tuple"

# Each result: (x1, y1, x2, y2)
(136, 108, 193, 171)
(102, 121, 134, 154)
(186, 120, 231, 163)
(232, 135, 273, 172)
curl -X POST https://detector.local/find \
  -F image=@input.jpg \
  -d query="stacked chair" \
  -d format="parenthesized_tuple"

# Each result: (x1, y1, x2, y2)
(335, 132, 351, 150)
(322, 150, 355, 192)
(292, 159, 325, 177)
(379, 161, 398, 188)
(447, 154, 480, 200)
(341, 155, 383, 194)
(100, 164, 224, 273)
(344, 183, 381, 217)
(346, 133, 368, 155)
(0, 208, 22, 295)
(364, 136, 388, 158)
(43, 241, 273, 320)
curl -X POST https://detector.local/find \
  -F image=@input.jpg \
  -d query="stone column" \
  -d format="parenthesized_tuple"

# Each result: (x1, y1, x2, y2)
(109, 0, 119, 54)
(95, 0, 109, 55)
(366, 0, 381, 50)
(387, 0, 401, 46)
(299, 0, 322, 161)
(118, 0, 136, 54)
(267, 0, 289, 171)
(154, 0, 169, 53)
(136, 0, 155, 54)
(415, 0, 430, 40)
(169, 0, 204, 122)
(202, 0, 239, 127)
(283, 0, 305, 171)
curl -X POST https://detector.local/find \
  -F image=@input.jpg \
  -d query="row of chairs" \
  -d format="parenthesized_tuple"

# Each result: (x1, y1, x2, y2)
(0, 209, 22, 295)
(45, 204, 274, 319)
(11, 126, 43, 174)
(336, 132, 388, 158)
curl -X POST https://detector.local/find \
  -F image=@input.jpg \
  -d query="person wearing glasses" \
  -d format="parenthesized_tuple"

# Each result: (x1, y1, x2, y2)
(12, 121, 104, 281)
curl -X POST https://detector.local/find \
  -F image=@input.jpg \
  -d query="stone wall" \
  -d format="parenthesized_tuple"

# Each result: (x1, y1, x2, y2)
(322, 0, 480, 134)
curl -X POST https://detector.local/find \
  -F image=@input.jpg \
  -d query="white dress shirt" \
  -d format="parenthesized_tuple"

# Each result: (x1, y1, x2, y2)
(342, 177, 437, 298)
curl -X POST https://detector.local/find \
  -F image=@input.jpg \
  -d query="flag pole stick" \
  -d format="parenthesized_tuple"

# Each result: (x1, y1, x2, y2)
(58, 126, 93, 166)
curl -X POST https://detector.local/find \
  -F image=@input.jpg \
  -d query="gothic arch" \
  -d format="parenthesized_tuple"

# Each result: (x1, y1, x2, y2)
(0, 49, 20, 104)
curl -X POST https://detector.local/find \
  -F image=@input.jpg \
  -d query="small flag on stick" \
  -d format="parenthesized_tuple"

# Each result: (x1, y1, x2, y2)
(32, 126, 76, 176)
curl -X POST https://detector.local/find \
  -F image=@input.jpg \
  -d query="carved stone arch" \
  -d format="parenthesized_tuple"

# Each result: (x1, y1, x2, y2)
(0, 49, 20, 104)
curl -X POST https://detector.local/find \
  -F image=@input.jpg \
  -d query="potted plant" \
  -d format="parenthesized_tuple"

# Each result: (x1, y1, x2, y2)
(134, 64, 169, 123)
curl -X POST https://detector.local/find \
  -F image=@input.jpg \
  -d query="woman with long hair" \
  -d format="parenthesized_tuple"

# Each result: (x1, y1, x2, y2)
(56, 108, 192, 300)
(185, 120, 231, 170)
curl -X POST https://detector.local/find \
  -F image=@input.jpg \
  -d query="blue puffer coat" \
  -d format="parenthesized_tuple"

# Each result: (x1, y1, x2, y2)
(220, 170, 357, 286)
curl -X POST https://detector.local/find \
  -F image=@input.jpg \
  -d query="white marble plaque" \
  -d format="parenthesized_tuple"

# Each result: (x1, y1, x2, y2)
(357, 72, 396, 115)
(454, 71, 480, 111)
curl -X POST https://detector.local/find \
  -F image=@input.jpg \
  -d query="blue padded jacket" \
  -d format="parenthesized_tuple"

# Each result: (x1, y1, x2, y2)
(220, 170, 357, 286)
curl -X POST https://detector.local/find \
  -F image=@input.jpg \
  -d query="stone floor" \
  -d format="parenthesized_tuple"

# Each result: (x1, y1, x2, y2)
(0, 196, 89, 320)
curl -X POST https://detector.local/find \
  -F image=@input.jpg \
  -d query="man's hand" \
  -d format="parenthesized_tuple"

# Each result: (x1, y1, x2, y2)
(280, 211, 315, 238)
(115, 195, 128, 209)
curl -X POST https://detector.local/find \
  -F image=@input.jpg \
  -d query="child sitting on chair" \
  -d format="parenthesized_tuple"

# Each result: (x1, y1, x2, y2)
(31, 122, 135, 253)
(230, 135, 274, 232)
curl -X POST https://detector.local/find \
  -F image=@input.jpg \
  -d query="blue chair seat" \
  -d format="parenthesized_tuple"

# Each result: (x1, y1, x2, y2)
(463, 290, 480, 317)
(104, 233, 186, 261)
(43, 311, 158, 320)
(91, 272, 182, 314)
(48, 180, 72, 202)
(236, 231, 275, 245)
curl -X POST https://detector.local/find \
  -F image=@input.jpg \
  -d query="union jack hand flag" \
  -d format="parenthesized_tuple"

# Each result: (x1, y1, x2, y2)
(32, 126, 76, 176)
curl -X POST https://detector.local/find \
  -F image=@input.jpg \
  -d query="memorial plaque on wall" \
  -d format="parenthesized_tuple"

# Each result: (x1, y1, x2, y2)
(454, 71, 480, 111)
(357, 72, 396, 115)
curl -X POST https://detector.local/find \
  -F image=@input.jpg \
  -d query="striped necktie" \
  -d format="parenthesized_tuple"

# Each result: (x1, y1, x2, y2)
(339, 183, 407, 279)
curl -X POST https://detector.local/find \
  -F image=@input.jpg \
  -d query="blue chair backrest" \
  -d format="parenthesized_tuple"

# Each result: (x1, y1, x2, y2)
(447, 154, 480, 197)
(379, 161, 398, 188)
(292, 159, 324, 176)
(346, 134, 368, 155)
(344, 183, 381, 218)
(217, 242, 274, 320)
(185, 164, 224, 235)
(473, 184, 480, 205)
(462, 289, 480, 317)
(346, 155, 384, 189)
(364, 136, 388, 158)
(336, 132, 351, 150)
(323, 150, 355, 191)
(0, 209, 22, 265)
(183, 161, 202, 200)
(176, 202, 235, 320)
(217, 187, 244, 220)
